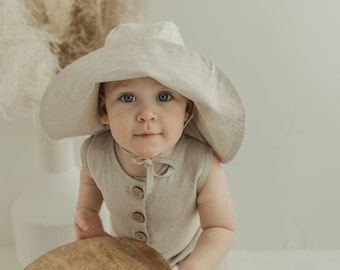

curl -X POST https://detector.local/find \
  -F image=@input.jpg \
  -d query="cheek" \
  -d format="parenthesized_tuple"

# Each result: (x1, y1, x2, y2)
(110, 119, 129, 136)
(176, 106, 189, 126)
(106, 113, 132, 139)
(164, 112, 187, 135)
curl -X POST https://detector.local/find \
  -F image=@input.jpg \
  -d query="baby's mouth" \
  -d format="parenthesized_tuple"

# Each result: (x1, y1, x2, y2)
(135, 133, 159, 138)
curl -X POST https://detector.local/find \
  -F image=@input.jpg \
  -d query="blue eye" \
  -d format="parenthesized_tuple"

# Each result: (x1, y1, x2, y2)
(157, 92, 172, 102)
(120, 94, 136, 103)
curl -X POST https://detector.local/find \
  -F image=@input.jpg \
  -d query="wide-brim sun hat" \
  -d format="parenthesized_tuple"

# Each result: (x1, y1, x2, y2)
(40, 20, 245, 163)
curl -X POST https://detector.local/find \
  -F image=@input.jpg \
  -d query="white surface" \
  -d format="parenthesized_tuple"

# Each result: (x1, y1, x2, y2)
(228, 250, 340, 270)
(12, 168, 79, 266)
(0, 247, 22, 270)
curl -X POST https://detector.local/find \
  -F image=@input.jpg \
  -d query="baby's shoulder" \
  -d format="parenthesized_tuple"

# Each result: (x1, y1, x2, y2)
(81, 130, 113, 153)
(176, 134, 213, 162)
(180, 134, 212, 151)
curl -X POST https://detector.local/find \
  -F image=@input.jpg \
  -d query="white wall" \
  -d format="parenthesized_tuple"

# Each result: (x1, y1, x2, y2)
(148, 0, 340, 249)
(1, 0, 339, 250)
(0, 119, 42, 246)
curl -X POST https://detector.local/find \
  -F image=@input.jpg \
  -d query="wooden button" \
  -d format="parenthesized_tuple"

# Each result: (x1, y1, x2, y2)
(131, 186, 144, 200)
(135, 231, 148, 243)
(132, 212, 145, 223)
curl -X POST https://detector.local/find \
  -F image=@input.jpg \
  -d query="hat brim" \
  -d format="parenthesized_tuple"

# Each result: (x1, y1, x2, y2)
(40, 38, 245, 163)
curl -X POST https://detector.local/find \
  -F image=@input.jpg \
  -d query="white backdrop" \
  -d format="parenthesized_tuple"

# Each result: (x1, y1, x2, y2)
(1, 0, 340, 250)
(147, 0, 340, 249)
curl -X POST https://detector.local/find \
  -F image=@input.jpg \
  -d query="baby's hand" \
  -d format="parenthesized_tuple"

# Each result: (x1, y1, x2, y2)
(75, 208, 110, 240)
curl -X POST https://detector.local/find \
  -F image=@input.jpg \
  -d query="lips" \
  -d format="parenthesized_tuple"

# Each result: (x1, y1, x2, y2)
(134, 132, 160, 138)
(136, 133, 157, 136)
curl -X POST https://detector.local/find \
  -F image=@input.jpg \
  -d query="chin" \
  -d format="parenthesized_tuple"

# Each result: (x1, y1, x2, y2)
(138, 152, 160, 159)
(134, 148, 162, 159)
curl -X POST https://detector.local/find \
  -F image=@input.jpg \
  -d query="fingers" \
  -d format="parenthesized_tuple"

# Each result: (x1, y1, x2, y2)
(75, 212, 89, 232)
(75, 208, 109, 240)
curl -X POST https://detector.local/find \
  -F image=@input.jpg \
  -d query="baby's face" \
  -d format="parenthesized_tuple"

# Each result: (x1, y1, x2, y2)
(100, 77, 192, 158)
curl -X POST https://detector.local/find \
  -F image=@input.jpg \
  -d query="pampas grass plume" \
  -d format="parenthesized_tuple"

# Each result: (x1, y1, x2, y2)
(0, 0, 150, 120)
(0, 0, 59, 120)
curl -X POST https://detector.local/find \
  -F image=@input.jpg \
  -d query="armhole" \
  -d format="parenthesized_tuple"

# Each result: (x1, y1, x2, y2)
(196, 147, 213, 194)
(80, 136, 94, 176)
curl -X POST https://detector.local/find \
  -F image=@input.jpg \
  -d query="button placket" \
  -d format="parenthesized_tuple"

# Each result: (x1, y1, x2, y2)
(130, 185, 148, 243)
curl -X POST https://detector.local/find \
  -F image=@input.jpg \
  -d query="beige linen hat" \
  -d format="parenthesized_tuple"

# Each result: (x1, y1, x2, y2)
(40, 20, 245, 163)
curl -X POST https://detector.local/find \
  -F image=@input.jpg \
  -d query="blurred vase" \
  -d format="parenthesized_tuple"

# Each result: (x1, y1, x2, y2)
(11, 127, 79, 267)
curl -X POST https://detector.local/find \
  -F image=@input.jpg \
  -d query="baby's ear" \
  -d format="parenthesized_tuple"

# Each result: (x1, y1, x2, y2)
(186, 100, 194, 114)
(99, 102, 108, 124)
(184, 100, 194, 122)
(98, 84, 108, 124)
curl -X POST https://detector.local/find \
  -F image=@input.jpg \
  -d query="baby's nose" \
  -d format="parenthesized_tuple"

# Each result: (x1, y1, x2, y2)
(136, 104, 158, 122)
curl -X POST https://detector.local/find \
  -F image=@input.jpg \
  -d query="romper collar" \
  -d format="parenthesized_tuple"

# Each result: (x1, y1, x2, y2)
(118, 145, 175, 195)
(133, 156, 175, 194)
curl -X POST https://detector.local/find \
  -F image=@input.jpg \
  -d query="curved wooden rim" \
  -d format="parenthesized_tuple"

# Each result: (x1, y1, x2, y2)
(25, 236, 170, 270)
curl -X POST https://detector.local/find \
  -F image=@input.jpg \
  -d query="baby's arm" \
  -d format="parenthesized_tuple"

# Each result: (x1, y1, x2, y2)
(181, 155, 236, 270)
(75, 167, 109, 240)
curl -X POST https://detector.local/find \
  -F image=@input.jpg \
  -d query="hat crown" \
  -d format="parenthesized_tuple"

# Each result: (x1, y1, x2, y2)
(105, 20, 184, 47)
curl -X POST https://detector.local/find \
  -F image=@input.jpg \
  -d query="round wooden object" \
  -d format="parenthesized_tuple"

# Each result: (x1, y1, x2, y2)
(25, 236, 171, 270)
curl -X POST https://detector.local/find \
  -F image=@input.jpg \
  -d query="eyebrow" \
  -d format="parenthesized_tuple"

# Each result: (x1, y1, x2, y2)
(106, 81, 129, 91)
(103, 81, 127, 91)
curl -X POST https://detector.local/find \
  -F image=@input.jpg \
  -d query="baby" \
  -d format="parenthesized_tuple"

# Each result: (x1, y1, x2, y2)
(40, 20, 245, 270)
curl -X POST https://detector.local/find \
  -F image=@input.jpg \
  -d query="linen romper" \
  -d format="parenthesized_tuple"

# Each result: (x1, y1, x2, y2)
(81, 131, 214, 267)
